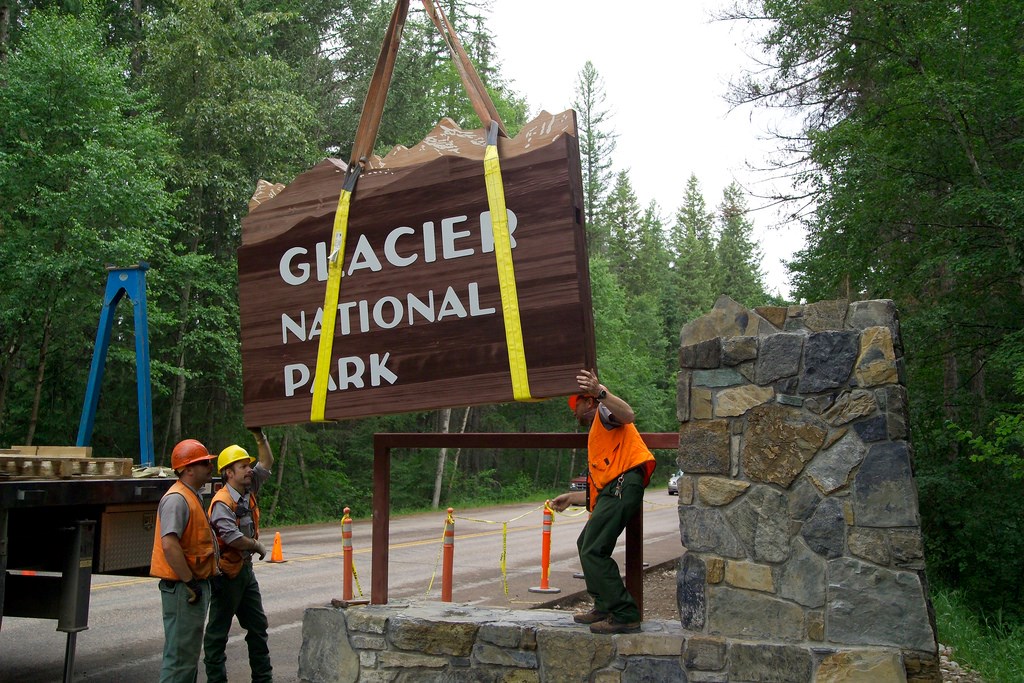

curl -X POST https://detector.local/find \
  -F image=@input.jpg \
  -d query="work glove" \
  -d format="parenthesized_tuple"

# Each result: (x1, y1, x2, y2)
(185, 578, 203, 605)
(252, 540, 268, 560)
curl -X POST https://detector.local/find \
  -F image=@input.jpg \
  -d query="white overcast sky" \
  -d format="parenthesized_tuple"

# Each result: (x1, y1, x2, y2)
(486, 0, 805, 298)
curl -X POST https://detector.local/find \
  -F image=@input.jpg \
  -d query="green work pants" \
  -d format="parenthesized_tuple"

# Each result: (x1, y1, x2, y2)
(203, 562, 273, 683)
(158, 577, 210, 683)
(576, 467, 644, 623)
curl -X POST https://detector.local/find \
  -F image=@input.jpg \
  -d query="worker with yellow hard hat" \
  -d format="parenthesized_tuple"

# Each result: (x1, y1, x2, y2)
(203, 428, 275, 683)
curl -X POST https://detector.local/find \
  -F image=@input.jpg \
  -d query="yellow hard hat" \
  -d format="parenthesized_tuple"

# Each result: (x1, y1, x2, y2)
(217, 444, 255, 473)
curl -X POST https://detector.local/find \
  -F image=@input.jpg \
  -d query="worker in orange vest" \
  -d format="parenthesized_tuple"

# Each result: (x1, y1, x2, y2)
(150, 438, 219, 683)
(551, 369, 656, 635)
(203, 428, 274, 683)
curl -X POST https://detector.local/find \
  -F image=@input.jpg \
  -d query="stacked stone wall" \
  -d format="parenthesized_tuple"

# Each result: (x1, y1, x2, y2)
(298, 603, 688, 682)
(675, 296, 940, 682)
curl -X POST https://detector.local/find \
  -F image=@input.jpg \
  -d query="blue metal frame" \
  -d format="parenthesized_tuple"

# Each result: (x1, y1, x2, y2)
(76, 264, 154, 467)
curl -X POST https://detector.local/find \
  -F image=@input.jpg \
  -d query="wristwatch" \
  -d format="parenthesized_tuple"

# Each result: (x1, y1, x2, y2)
(595, 388, 607, 401)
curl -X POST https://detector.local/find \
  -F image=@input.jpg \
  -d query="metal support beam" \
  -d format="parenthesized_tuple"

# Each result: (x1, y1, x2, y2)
(58, 520, 95, 633)
(625, 506, 644, 616)
(371, 438, 391, 605)
(77, 263, 154, 466)
(58, 520, 95, 683)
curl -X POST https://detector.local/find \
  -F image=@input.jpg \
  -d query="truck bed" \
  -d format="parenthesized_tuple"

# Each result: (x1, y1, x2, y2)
(1, 477, 175, 574)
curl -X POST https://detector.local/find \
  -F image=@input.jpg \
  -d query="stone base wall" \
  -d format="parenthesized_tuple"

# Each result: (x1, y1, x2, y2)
(674, 296, 940, 682)
(299, 601, 937, 682)
(298, 602, 687, 683)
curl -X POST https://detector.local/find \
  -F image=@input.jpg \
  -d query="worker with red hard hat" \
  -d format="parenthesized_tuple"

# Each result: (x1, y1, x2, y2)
(150, 438, 219, 683)
(203, 428, 275, 683)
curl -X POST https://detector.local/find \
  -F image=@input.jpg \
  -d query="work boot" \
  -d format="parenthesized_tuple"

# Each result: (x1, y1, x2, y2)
(589, 617, 641, 634)
(572, 609, 609, 624)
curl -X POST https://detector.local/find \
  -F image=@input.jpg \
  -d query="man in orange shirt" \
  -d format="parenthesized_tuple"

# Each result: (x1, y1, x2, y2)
(150, 439, 219, 683)
(551, 370, 655, 634)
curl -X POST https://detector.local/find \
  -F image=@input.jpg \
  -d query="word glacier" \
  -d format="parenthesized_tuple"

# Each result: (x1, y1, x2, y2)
(279, 210, 518, 285)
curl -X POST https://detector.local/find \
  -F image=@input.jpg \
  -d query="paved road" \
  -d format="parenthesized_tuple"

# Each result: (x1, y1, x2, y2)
(0, 496, 682, 682)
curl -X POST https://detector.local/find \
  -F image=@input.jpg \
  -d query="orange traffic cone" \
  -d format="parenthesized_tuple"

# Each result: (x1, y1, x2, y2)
(268, 531, 286, 563)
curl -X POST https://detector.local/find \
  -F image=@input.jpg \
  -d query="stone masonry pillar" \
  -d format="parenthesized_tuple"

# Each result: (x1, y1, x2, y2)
(675, 296, 940, 682)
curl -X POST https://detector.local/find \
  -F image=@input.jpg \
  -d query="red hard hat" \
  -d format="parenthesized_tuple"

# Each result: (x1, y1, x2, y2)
(171, 439, 214, 470)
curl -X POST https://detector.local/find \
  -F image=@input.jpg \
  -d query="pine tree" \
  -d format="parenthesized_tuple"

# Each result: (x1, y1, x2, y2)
(714, 183, 766, 307)
(572, 60, 617, 256)
(604, 170, 643, 283)
(668, 175, 719, 325)
(633, 200, 670, 298)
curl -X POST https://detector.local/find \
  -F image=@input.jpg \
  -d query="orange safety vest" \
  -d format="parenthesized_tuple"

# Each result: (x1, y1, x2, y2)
(150, 481, 218, 581)
(208, 485, 260, 579)
(586, 417, 656, 511)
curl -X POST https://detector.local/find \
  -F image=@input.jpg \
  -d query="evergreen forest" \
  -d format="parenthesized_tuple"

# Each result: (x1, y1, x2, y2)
(1, 0, 1022, 624)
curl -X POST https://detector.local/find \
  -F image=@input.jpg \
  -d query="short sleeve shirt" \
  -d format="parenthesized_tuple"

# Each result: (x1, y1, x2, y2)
(210, 463, 272, 550)
(597, 403, 623, 430)
(158, 481, 202, 538)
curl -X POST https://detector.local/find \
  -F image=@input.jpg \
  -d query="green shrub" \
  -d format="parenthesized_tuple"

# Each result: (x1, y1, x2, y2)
(933, 584, 1024, 682)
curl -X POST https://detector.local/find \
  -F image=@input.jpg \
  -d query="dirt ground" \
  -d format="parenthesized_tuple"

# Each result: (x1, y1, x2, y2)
(545, 563, 984, 682)
(545, 560, 679, 621)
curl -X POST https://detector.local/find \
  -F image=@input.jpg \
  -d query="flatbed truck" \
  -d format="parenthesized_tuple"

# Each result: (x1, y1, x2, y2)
(0, 475, 175, 679)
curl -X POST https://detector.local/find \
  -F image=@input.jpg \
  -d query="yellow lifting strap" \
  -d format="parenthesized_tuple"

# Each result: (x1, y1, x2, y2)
(309, 0, 409, 422)
(311, 167, 359, 422)
(484, 122, 532, 400)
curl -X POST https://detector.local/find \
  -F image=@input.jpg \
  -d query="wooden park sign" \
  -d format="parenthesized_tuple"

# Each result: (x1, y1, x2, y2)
(238, 111, 597, 426)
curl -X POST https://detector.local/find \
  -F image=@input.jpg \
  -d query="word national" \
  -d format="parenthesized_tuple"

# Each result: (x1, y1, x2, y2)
(280, 282, 495, 343)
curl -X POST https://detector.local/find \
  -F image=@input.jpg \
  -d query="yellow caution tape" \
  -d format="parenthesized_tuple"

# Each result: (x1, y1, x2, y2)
(483, 125, 531, 400)
(500, 521, 508, 597)
(552, 506, 590, 518)
(643, 498, 681, 510)
(351, 560, 363, 597)
(456, 503, 543, 526)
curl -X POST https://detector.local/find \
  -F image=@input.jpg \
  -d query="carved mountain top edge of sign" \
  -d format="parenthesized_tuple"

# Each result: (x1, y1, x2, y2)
(372, 108, 577, 169)
(246, 109, 576, 215)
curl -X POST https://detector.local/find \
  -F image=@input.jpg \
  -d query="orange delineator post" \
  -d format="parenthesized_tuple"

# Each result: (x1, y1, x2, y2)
(441, 507, 454, 602)
(342, 507, 353, 601)
(529, 501, 561, 594)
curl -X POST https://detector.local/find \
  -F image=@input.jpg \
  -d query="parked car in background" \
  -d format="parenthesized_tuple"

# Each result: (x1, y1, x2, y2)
(569, 473, 588, 491)
(668, 469, 684, 495)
